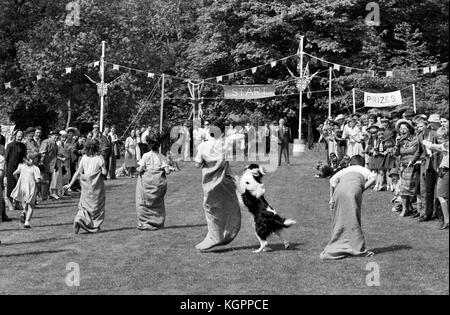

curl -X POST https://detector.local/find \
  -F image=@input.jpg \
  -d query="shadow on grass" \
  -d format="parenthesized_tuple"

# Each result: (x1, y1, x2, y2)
(208, 242, 304, 254)
(0, 249, 70, 258)
(164, 224, 207, 230)
(1, 237, 72, 247)
(97, 227, 136, 234)
(372, 245, 413, 255)
(0, 222, 73, 232)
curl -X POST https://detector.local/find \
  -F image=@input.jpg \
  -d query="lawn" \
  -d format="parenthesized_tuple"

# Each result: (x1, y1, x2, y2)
(0, 150, 448, 295)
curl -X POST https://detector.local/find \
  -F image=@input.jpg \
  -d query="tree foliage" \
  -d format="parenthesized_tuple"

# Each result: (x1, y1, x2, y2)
(0, 0, 448, 137)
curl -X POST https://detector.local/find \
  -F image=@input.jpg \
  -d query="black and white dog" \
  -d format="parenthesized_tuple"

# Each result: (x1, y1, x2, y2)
(239, 164, 296, 253)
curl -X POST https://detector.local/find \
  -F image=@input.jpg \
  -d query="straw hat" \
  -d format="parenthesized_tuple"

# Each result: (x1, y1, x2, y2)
(395, 119, 414, 133)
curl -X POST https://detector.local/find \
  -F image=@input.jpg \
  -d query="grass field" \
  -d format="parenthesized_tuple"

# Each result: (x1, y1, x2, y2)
(0, 150, 448, 295)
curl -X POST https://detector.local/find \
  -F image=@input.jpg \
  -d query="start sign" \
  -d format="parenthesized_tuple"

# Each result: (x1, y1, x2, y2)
(364, 90, 402, 108)
(224, 85, 275, 100)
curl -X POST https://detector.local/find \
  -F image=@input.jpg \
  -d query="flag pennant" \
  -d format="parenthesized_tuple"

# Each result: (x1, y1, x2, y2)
(270, 61, 277, 68)
(4, 82, 11, 89)
(93, 61, 100, 67)
(113, 64, 120, 71)
(430, 65, 438, 73)
(423, 67, 430, 74)
(386, 71, 393, 77)
(65, 67, 72, 74)
(147, 72, 154, 78)
(251, 67, 257, 74)
(216, 76, 223, 83)
(333, 64, 341, 71)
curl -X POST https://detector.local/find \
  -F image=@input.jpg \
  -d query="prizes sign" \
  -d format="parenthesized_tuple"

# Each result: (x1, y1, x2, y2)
(364, 90, 402, 107)
(224, 85, 275, 100)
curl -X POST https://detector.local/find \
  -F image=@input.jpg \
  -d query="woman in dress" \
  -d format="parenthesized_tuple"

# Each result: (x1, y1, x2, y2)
(394, 119, 419, 217)
(135, 129, 142, 161)
(64, 140, 107, 234)
(124, 129, 138, 177)
(345, 119, 363, 157)
(320, 155, 376, 260)
(5, 130, 26, 211)
(194, 132, 241, 251)
(135, 133, 171, 231)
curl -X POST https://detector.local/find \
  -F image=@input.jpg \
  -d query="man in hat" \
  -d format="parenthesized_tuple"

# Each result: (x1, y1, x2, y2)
(411, 114, 441, 222)
(39, 130, 59, 200)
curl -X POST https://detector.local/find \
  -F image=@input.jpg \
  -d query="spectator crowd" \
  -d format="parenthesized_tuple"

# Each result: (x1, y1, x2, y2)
(317, 109, 449, 230)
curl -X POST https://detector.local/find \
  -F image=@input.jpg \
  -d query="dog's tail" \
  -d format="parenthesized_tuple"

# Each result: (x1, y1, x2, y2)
(283, 219, 297, 227)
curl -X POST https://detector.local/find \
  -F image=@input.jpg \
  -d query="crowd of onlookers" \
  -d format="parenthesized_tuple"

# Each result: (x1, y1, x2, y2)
(316, 109, 449, 230)
(0, 124, 122, 226)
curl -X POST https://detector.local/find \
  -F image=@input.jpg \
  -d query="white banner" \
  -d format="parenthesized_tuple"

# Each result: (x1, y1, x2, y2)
(364, 90, 402, 107)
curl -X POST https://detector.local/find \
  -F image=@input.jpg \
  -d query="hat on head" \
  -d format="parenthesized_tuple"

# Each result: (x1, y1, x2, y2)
(395, 119, 414, 133)
(403, 108, 416, 118)
(366, 125, 379, 134)
(380, 117, 390, 123)
(428, 114, 441, 123)
(59, 130, 67, 136)
(25, 127, 36, 134)
(335, 114, 346, 121)
(389, 168, 399, 177)
(67, 127, 80, 136)
(49, 130, 59, 136)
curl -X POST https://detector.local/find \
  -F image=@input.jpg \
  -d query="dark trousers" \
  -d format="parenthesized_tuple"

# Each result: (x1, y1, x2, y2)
(70, 161, 80, 190)
(278, 143, 290, 166)
(420, 164, 438, 218)
(41, 172, 52, 199)
(1, 181, 6, 219)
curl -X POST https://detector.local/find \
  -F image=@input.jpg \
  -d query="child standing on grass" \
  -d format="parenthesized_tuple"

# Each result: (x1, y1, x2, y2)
(11, 153, 41, 228)
(389, 168, 402, 213)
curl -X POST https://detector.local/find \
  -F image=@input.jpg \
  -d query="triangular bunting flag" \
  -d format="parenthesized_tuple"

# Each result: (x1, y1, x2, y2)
(65, 67, 72, 74)
(216, 76, 223, 83)
(386, 71, 393, 77)
(36, 74, 42, 81)
(93, 61, 100, 67)
(147, 72, 154, 78)
(271, 61, 277, 68)
(430, 65, 437, 73)
(5, 82, 11, 89)
(423, 67, 430, 74)
(333, 64, 341, 71)
(251, 67, 257, 74)
(113, 64, 120, 71)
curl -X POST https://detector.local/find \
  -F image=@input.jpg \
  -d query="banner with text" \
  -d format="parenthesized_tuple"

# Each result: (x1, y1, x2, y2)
(364, 90, 402, 107)
(224, 85, 276, 100)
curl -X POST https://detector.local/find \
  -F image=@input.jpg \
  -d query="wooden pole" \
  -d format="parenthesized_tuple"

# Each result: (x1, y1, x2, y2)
(412, 84, 417, 113)
(99, 40, 106, 132)
(298, 35, 304, 143)
(352, 88, 356, 114)
(328, 67, 332, 117)
(159, 74, 165, 153)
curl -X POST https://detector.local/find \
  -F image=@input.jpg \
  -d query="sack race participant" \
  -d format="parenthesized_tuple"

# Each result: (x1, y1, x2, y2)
(64, 140, 107, 234)
(194, 132, 241, 251)
(320, 155, 376, 260)
(135, 134, 171, 231)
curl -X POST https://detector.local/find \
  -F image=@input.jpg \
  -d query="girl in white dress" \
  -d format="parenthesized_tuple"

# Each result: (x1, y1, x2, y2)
(124, 129, 138, 177)
(11, 153, 41, 228)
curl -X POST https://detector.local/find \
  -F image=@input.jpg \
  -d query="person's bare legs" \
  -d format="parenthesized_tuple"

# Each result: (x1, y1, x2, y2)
(400, 196, 410, 217)
(24, 203, 34, 228)
(438, 197, 449, 228)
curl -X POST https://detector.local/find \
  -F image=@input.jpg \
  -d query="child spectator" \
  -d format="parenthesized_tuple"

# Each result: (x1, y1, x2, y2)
(389, 168, 402, 213)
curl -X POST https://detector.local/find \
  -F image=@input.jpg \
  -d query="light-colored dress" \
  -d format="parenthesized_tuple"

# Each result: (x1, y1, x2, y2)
(194, 138, 241, 250)
(320, 165, 376, 260)
(124, 136, 137, 168)
(346, 127, 363, 157)
(136, 151, 169, 230)
(11, 164, 41, 204)
(74, 155, 106, 233)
